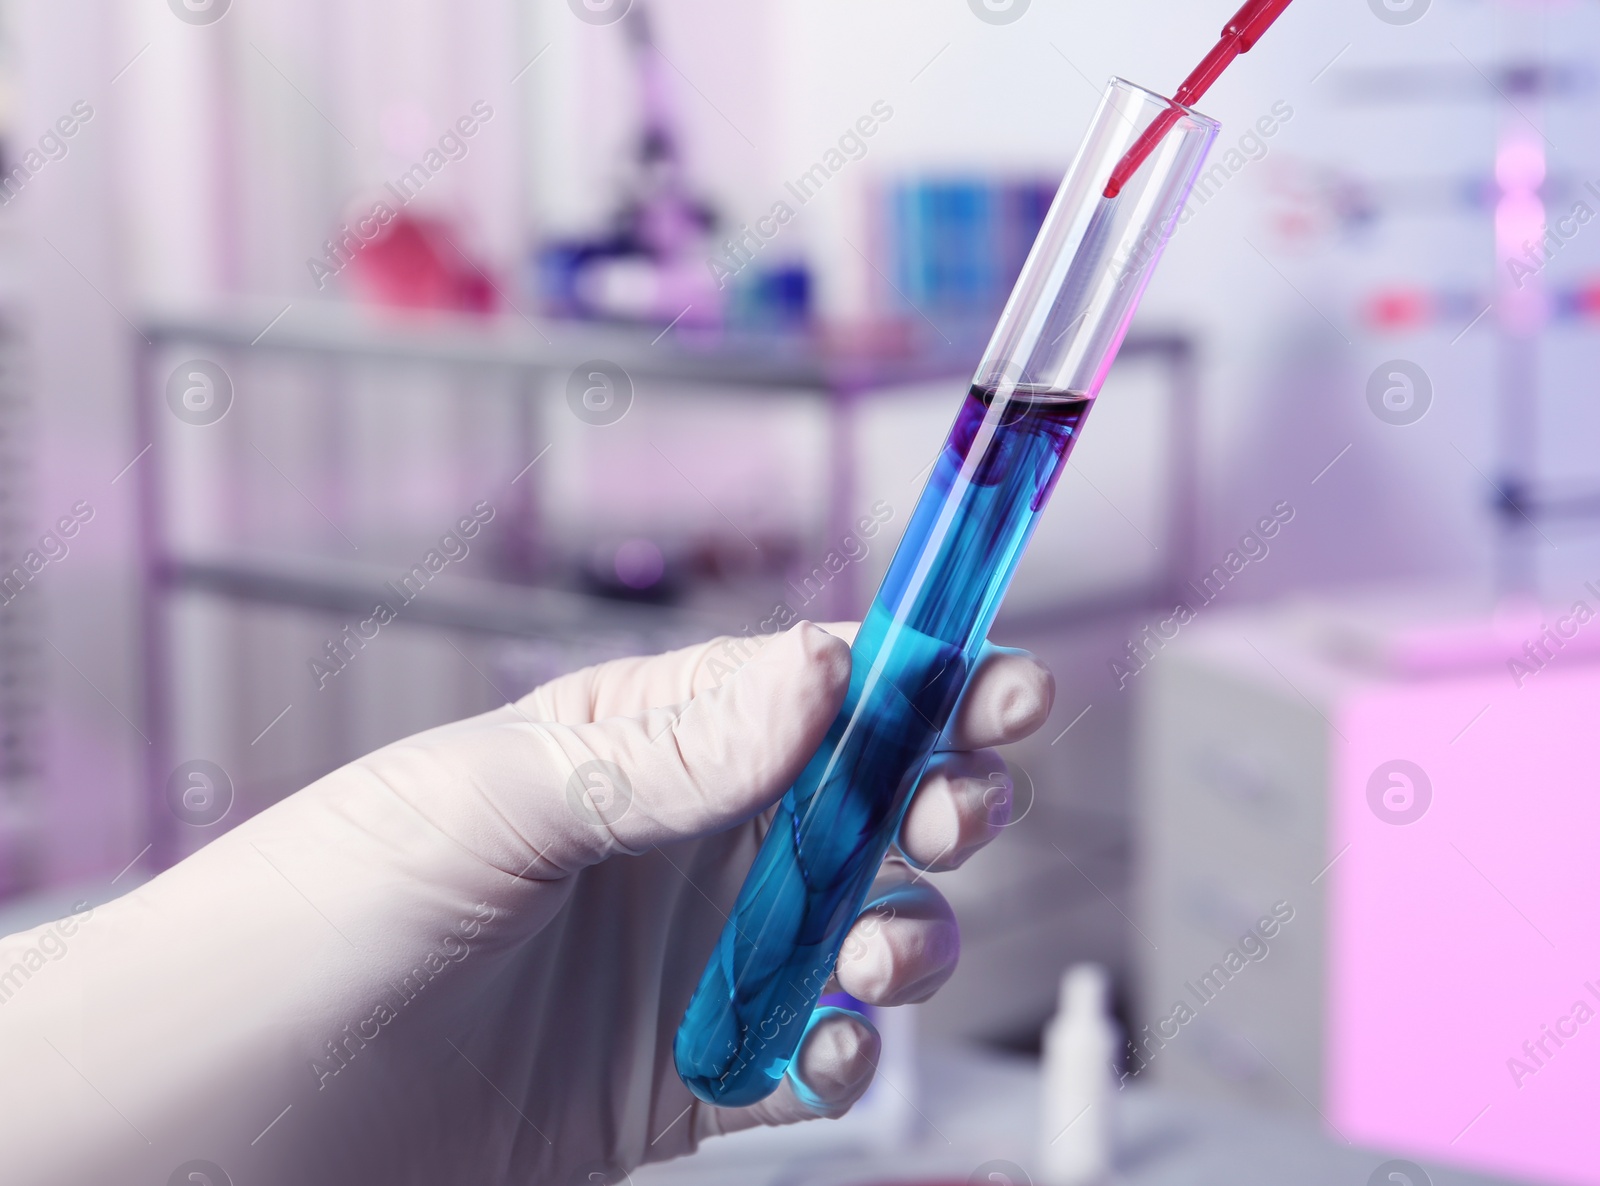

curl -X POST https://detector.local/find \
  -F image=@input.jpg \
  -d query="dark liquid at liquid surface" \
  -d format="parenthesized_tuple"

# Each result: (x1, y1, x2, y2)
(674, 383, 1093, 1105)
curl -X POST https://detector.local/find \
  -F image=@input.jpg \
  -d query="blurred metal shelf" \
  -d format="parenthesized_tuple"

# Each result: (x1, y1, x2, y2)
(132, 303, 1200, 871)
(137, 302, 993, 393)
(163, 549, 729, 642)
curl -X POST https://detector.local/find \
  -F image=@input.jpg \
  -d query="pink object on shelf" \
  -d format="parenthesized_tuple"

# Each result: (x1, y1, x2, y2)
(1329, 662, 1600, 1185)
(348, 212, 497, 314)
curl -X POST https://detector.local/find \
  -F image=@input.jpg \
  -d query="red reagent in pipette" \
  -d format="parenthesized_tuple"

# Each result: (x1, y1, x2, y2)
(1104, 0, 1297, 198)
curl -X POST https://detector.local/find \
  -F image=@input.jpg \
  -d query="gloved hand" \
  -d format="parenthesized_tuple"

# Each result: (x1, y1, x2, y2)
(0, 621, 1053, 1186)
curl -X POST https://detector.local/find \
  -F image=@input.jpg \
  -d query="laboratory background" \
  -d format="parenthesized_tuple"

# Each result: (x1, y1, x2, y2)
(0, 0, 1595, 1182)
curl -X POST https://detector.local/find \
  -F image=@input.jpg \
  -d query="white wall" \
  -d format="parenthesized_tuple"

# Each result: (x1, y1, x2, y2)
(120, 0, 530, 306)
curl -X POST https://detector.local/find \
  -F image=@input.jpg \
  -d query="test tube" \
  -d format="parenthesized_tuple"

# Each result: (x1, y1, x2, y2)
(674, 78, 1219, 1107)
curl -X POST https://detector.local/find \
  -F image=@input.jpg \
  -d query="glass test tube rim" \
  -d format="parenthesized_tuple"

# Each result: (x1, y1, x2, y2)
(972, 76, 1219, 409)
(1100, 73, 1220, 138)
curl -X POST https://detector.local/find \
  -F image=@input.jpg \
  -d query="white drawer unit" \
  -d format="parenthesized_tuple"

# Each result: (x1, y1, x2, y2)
(1136, 597, 1600, 1186)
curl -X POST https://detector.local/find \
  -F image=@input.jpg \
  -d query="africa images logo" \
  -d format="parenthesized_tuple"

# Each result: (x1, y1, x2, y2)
(166, 360, 233, 426)
(1368, 0, 1430, 25)
(968, 0, 1031, 25)
(567, 361, 634, 426)
(1367, 360, 1432, 426)
(568, 0, 632, 26)
(168, 0, 230, 25)
(166, 760, 234, 827)
(1368, 760, 1431, 825)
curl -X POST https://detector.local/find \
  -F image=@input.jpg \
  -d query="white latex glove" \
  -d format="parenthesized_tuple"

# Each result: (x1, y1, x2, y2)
(0, 621, 1053, 1186)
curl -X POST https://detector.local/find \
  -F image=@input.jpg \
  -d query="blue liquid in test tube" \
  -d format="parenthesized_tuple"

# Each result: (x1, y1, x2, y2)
(674, 79, 1219, 1107)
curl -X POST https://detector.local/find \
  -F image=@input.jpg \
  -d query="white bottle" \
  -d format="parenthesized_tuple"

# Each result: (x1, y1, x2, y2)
(1038, 963, 1117, 1186)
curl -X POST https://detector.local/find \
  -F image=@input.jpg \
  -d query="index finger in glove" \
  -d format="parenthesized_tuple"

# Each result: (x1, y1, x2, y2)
(358, 622, 852, 877)
(507, 625, 1048, 755)
(514, 632, 784, 724)
(515, 623, 863, 725)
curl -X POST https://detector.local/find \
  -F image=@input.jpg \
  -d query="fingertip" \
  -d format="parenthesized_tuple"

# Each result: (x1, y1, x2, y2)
(787, 1007, 880, 1118)
(791, 620, 853, 691)
(836, 879, 961, 1005)
(899, 749, 1011, 871)
(945, 646, 1055, 750)
(813, 620, 862, 647)
(696, 1008, 882, 1137)
(987, 649, 1055, 740)
(796, 621, 857, 665)
(1029, 655, 1057, 730)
